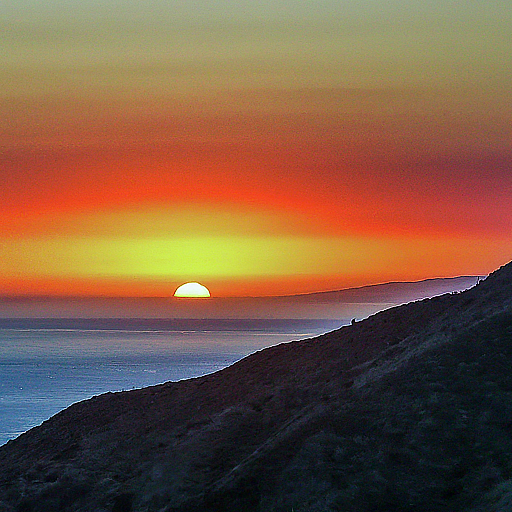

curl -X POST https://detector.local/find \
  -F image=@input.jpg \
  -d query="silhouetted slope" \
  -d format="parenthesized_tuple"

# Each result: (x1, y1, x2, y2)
(0, 263, 510, 511)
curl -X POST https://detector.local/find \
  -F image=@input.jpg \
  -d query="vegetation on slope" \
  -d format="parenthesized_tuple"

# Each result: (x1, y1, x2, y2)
(0, 262, 510, 511)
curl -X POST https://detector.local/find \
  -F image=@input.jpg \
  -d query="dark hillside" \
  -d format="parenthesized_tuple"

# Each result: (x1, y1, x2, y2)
(0, 262, 511, 511)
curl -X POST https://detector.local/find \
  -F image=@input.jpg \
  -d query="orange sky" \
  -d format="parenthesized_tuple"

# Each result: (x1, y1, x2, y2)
(1, 1, 511, 297)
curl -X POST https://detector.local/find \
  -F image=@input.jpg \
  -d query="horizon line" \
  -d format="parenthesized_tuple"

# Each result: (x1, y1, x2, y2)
(0, 274, 484, 301)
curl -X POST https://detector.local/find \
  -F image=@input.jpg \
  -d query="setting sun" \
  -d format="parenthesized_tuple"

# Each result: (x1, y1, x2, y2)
(174, 282, 211, 298)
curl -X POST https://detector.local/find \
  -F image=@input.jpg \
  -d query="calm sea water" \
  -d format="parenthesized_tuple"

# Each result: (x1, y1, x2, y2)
(0, 319, 343, 446)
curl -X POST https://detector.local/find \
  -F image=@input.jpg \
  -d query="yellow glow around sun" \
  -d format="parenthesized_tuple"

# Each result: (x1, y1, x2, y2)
(174, 282, 211, 298)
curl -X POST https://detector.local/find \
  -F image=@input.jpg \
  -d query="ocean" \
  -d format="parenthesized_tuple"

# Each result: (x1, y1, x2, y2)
(0, 318, 343, 446)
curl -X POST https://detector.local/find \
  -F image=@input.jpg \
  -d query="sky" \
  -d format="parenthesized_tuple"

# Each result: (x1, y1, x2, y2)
(1, 0, 511, 297)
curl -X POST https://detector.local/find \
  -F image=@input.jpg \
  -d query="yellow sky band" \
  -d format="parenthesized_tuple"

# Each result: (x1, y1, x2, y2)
(1, 235, 510, 280)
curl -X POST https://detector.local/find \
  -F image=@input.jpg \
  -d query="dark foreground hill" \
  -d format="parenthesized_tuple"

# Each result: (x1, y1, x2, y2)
(0, 263, 511, 512)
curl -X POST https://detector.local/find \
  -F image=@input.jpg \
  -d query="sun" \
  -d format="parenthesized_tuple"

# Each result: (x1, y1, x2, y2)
(174, 282, 211, 298)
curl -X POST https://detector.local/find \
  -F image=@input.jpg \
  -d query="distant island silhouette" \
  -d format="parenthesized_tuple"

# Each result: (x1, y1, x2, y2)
(0, 275, 481, 320)
(0, 264, 511, 511)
